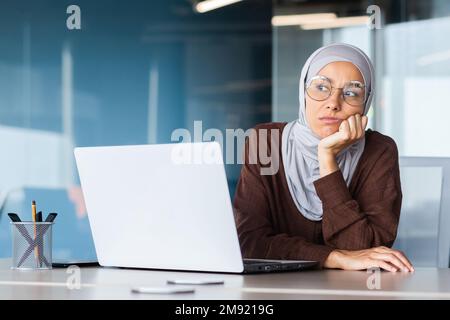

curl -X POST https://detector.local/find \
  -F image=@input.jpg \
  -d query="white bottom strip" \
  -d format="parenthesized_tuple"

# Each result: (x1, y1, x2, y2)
(242, 287, 450, 299)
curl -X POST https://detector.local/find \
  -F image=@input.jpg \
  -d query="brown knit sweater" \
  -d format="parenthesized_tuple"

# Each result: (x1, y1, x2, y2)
(233, 122, 402, 268)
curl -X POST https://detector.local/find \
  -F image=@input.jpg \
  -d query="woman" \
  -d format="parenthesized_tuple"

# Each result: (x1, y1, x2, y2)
(233, 43, 414, 272)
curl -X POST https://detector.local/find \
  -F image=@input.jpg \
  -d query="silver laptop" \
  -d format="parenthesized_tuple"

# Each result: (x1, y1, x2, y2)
(74, 142, 317, 273)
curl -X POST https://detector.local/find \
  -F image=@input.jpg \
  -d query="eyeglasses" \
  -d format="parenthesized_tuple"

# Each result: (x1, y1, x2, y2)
(306, 75, 367, 106)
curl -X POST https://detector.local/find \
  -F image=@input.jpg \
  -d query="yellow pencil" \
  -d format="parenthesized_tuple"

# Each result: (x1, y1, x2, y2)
(31, 200, 39, 266)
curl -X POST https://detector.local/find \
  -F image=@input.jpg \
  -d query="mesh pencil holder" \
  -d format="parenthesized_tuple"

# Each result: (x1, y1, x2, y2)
(11, 222, 53, 270)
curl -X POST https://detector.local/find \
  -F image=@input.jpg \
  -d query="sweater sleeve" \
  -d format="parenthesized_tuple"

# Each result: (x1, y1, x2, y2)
(313, 139, 402, 250)
(233, 131, 334, 268)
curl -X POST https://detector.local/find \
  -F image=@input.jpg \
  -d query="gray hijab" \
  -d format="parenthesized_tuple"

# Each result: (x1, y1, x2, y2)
(281, 43, 375, 221)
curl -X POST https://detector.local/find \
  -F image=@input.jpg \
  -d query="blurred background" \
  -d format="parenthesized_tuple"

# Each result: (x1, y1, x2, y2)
(1, 0, 450, 266)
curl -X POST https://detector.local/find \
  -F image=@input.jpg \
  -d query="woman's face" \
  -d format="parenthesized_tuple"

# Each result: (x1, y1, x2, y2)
(305, 61, 365, 138)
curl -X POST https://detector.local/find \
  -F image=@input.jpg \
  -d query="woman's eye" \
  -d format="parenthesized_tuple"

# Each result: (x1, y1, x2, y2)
(344, 90, 359, 97)
(317, 85, 329, 92)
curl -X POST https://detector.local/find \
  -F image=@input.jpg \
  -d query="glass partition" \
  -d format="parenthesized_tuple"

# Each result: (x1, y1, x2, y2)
(0, 0, 272, 259)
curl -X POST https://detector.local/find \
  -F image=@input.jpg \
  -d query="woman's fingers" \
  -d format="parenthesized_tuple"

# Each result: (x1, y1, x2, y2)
(345, 114, 367, 140)
(392, 251, 415, 272)
(339, 119, 351, 138)
(354, 114, 362, 138)
(362, 115, 368, 130)
(330, 247, 414, 272)
(374, 260, 398, 273)
(375, 247, 414, 272)
(328, 114, 367, 153)
(347, 115, 357, 139)
(365, 257, 398, 272)
(372, 252, 410, 272)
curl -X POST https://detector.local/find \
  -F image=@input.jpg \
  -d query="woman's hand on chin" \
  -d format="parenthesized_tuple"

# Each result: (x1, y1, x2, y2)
(324, 246, 415, 272)
(317, 114, 368, 177)
(318, 113, 368, 157)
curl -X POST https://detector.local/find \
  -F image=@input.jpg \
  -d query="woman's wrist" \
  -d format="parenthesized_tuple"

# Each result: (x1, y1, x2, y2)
(318, 148, 339, 177)
(324, 250, 344, 269)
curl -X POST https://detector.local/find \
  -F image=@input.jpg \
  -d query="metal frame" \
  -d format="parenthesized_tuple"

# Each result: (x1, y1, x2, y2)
(399, 157, 450, 268)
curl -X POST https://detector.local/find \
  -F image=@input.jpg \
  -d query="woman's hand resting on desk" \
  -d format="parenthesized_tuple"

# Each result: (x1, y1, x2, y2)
(324, 246, 415, 272)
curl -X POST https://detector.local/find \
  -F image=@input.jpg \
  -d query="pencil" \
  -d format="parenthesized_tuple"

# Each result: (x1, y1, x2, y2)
(31, 200, 39, 267)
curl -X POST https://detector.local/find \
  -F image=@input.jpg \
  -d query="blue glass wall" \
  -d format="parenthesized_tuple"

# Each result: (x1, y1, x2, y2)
(0, 0, 272, 259)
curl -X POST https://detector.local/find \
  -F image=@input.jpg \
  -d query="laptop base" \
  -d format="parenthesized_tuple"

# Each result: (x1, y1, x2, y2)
(242, 259, 318, 274)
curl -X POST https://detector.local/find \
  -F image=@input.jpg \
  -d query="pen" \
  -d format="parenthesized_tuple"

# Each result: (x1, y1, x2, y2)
(36, 211, 43, 267)
(45, 213, 58, 222)
(7, 213, 22, 222)
(31, 200, 39, 267)
(36, 211, 42, 222)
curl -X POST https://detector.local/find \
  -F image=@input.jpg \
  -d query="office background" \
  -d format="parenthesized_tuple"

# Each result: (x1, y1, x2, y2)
(0, 0, 449, 265)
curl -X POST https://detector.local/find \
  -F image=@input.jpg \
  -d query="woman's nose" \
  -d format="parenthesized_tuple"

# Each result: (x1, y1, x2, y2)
(326, 90, 342, 110)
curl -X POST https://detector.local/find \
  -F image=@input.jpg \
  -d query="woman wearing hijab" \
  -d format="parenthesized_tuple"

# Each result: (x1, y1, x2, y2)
(233, 43, 414, 272)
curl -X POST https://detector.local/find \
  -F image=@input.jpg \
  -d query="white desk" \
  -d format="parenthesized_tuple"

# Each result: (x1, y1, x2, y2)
(1, 259, 450, 299)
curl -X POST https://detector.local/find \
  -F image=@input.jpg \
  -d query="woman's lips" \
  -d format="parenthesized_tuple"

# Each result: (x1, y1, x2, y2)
(319, 117, 341, 124)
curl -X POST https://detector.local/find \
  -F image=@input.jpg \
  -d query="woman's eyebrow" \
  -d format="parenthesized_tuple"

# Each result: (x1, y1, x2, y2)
(317, 75, 363, 85)
(317, 75, 336, 85)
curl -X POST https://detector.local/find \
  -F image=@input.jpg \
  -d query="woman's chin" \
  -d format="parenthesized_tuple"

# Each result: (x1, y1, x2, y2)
(317, 126, 338, 138)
